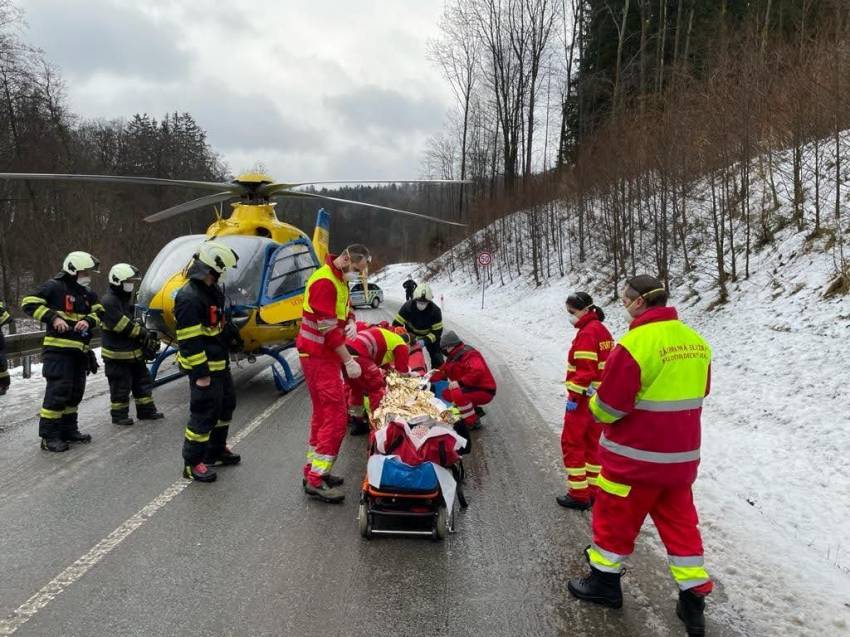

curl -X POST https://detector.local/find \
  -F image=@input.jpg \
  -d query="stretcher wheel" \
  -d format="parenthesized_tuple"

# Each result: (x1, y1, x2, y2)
(358, 502, 372, 539)
(433, 506, 448, 541)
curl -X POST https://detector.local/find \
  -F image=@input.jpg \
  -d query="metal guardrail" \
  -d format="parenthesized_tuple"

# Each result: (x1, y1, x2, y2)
(4, 331, 102, 379)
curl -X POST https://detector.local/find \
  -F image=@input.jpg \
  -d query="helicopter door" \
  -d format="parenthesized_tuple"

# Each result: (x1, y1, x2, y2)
(258, 239, 319, 325)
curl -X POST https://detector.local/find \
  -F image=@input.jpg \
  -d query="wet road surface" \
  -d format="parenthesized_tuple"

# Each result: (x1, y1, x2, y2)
(0, 307, 747, 636)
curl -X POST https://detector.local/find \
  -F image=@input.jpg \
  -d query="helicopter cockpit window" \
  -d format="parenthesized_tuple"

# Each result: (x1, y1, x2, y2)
(265, 241, 318, 300)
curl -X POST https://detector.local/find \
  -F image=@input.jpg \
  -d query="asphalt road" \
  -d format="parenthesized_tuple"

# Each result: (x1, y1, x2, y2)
(0, 307, 747, 636)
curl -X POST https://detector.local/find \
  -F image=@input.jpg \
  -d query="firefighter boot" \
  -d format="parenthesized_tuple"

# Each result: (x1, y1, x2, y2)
(556, 493, 592, 511)
(112, 415, 134, 426)
(137, 410, 164, 420)
(348, 416, 369, 436)
(568, 565, 623, 609)
(40, 438, 70, 453)
(205, 447, 241, 467)
(676, 590, 706, 636)
(64, 430, 92, 444)
(183, 462, 217, 482)
(304, 480, 345, 503)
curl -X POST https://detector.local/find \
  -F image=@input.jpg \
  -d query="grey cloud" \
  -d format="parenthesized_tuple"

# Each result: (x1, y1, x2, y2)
(324, 85, 444, 134)
(24, 0, 188, 79)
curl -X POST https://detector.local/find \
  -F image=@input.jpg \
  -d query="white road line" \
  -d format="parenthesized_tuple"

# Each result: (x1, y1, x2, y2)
(0, 394, 292, 636)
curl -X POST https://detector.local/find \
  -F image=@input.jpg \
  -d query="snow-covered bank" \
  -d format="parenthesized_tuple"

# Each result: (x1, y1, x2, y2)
(375, 239, 850, 636)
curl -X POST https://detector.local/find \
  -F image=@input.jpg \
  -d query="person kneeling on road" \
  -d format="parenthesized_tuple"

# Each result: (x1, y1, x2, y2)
(101, 263, 164, 426)
(430, 331, 496, 452)
(345, 325, 412, 435)
(175, 241, 242, 483)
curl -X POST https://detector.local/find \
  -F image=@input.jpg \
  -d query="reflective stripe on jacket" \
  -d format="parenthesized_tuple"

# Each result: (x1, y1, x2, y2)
(565, 313, 613, 399)
(21, 273, 102, 353)
(589, 306, 711, 487)
(174, 277, 229, 380)
(348, 327, 410, 373)
(297, 255, 351, 358)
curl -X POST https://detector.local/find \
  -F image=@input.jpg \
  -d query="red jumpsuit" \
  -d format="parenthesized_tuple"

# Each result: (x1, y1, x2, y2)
(587, 307, 713, 595)
(345, 327, 410, 418)
(560, 313, 613, 502)
(296, 255, 353, 487)
(430, 344, 496, 424)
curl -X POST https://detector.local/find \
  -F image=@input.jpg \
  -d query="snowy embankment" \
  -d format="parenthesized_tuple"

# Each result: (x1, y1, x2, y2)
(376, 228, 850, 635)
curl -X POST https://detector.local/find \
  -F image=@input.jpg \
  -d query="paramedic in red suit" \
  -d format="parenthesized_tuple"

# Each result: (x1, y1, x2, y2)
(297, 245, 371, 504)
(345, 325, 411, 435)
(568, 275, 713, 637)
(430, 331, 496, 447)
(556, 292, 613, 511)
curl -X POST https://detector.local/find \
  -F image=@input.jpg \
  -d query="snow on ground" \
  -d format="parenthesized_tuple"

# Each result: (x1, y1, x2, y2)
(375, 238, 850, 636)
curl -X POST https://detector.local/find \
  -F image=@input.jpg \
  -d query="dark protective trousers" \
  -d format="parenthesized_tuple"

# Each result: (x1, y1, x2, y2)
(425, 340, 444, 368)
(105, 360, 158, 419)
(39, 351, 87, 440)
(181, 370, 236, 466)
(0, 352, 9, 394)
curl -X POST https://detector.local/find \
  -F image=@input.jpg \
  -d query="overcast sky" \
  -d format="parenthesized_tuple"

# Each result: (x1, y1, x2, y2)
(21, 0, 454, 181)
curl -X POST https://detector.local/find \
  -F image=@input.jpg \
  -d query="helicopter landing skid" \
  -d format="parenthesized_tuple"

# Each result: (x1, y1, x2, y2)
(149, 346, 183, 387)
(259, 345, 303, 393)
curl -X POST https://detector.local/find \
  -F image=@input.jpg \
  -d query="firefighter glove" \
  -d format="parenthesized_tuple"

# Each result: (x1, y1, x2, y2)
(86, 350, 99, 375)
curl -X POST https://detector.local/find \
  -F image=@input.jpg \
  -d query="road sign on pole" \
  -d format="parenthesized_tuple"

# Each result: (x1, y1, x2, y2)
(477, 252, 493, 309)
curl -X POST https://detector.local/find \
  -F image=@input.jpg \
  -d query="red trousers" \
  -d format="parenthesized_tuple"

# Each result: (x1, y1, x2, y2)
(302, 356, 348, 486)
(442, 387, 493, 424)
(590, 480, 713, 594)
(560, 399, 601, 501)
(346, 356, 386, 417)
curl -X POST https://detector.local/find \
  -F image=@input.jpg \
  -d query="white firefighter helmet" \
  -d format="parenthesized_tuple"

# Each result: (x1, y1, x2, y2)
(108, 263, 141, 285)
(197, 240, 239, 274)
(63, 251, 100, 276)
(413, 283, 433, 302)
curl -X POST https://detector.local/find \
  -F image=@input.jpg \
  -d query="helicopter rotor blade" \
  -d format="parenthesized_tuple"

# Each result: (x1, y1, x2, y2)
(0, 172, 238, 192)
(144, 192, 236, 223)
(260, 179, 472, 196)
(277, 191, 467, 227)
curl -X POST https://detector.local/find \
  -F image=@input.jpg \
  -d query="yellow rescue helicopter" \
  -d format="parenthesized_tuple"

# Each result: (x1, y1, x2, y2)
(0, 171, 466, 391)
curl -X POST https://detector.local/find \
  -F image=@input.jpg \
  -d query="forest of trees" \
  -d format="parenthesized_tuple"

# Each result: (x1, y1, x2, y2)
(424, 0, 850, 298)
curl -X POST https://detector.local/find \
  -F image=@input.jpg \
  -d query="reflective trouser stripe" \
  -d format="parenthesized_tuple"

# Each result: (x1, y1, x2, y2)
(306, 447, 316, 463)
(585, 463, 601, 486)
(184, 428, 210, 443)
(566, 467, 586, 476)
(215, 420, 230, 428)
(0, 370, 9, 378)
(208, 360, 227, 371)
(135, 396, 154, 405)
(63, 406, 77, 415)
(311, 453, 335, 475)
(596, 473, 632, 497)
(587, 545, 625, 573)
(40, 407, 64, 420)
(668, 555, 710, 590)
(111, 402, 130, 410)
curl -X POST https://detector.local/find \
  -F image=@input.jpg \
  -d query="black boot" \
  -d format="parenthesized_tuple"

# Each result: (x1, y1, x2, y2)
(137, 410, 164, 420)
(40, 438, 70, 453)
(205, 447, 241, 466)
(183, 462, 217, 482)
(112, 416, 134, 426)
(556, 493, 592, 510)
(568, 565, 623, 609)
(676, 590, 706, 636)
(348, 416, 369, 436)
(63, 430, 92, 444)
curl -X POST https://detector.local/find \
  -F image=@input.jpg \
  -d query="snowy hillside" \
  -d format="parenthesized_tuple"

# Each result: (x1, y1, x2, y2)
(375, 216, 850, 632)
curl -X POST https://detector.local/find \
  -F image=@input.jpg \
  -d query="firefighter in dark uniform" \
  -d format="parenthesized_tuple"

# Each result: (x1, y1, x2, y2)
(101, 263, 164, 426)
(393, 282, 445, 367)
(402, 276, 417, 301)
(21, 251, 104, 452)
(0, 300, 12, 395)
(175, 240, 241, 482)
